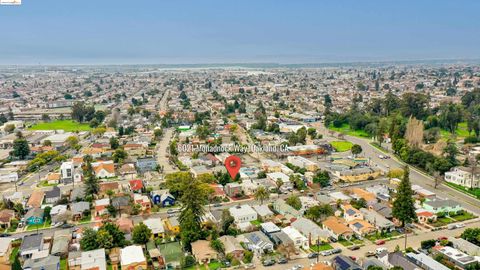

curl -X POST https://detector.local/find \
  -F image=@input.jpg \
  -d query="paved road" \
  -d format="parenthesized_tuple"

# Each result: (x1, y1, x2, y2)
(257, 219, 480, 270)
(315, 122, 480, 215)
(156, 128, 176, 174)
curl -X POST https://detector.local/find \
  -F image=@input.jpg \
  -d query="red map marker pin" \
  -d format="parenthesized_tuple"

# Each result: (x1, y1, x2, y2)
(225, 155, 241, 179)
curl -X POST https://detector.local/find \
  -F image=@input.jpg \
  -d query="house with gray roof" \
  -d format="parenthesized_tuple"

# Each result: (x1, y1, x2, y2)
(71, 201, 90, 221)
(423, 199, 463, 215)
(241, 231, 274, 254)
(45, 186, 61, 204)
(272, 199, 301, 219)
(360, 208, 395, 231)
(291, 217, 330, 244)
(20, 234, 44, 259)
(449, 236, 480, 256)
(371, 202, 392, 219)
(51, 229, 71, 258)
(23, 255, 60, 270)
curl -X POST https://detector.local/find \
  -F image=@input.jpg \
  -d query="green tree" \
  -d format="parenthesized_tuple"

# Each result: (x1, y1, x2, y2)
(179, 178, 209, 250)
(97, 229, 114, 249)
(392, 166, 417, 249)
(132, 222, 152, 245)
(112, 148, 128, 163)
(313, 170, 330, 187)
(80, 228, 99, 251)
(66, 136, 79, 148)
(109, 137, 119, 149)
(254, 186, 270, 205)
(42, 140, 52, 147)
(351, 144, 363, 156)
(83, 157, 99, 196)
(305, 204, 334, 223)
(286, 195, 302, 210)
(210, 239, 225, 254)
(276, 178, 284, 194)
(12, 138, 30, 159)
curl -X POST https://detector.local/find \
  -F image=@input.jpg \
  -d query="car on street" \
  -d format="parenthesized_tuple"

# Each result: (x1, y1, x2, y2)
(375, 239, 386, 245)
(365, 251, 375, 257)
(348, 245, 360, 250)
(262, 259, 275, 267)
(320, 250, 332, 256)
(307, 253, 319, 259)
(278, 257, 288, 264)
(331, 248, 342, 254)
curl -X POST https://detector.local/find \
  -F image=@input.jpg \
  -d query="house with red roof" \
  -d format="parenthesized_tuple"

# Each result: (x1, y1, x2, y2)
(129, 179, 143, 193)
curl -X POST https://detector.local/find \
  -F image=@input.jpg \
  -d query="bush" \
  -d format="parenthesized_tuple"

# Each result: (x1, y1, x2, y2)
(464, 136, 480, 144)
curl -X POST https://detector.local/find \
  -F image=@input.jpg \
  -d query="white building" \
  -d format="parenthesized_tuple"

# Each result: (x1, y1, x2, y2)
(282, 226, 309, 250)
(81, 248, 106, 270)
(229, 205, 257, 224)
(120, 245, 146, 268)
(445, 167, 480, 188)
(287, 156, 318, 171)
(60, 162, 73, 180)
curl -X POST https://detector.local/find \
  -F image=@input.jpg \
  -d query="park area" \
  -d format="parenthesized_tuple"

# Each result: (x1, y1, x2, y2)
(29, 120, 92, 132)
(328, 123, 370, 138)
(331, 141, 353, 152)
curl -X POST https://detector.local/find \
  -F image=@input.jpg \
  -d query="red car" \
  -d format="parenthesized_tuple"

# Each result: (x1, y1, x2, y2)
(438, 236, 448, 241)
(375, 240, 386, 245)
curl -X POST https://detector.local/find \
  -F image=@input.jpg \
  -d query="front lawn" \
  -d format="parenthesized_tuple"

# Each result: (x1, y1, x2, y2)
(60, 258, 67, 270)
(310, 243, 333, 252)
(366, 230, 401, 241)
(26, 220, 51, 231)
(331, 141, 354, 152)
(328, 123, 370, 138)
(445, 182, 480, 199)
(451, 212, 477, 222)
(29, 120, 92, 132)
(338, 239, 353, 247)
(250, 220, 261, 226)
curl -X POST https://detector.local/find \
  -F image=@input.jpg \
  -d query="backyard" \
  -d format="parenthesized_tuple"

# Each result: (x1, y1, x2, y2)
(331, 141, 354, 152)
(158, 242, 183, 266)
(29, 120, 92, 132)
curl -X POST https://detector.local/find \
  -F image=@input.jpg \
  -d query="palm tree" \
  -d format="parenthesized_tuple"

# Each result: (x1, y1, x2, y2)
(254, 186, 270, 205)
(276, 178, 284, 194)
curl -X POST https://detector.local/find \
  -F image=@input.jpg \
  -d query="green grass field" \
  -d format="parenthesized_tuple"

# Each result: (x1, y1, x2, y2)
(331, 141, 354, 152)
(310, 243, 333, 252)
(29, 120, 92, 132)
(441, 122, 471, 139)
(328, 123, 370, 138)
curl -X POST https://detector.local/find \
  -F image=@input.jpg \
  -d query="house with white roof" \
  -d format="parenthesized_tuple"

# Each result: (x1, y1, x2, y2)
(143, 218, 165, 238)
(229, 205, 257, 225)
(120, 245, 147, 269)
(282, 226, 309, 249)
(81, 248, 106, 270)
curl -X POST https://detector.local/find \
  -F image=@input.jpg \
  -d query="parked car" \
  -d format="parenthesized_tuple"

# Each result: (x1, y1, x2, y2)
(365, 251, 375, 257)
(277, 257, 288, 264)
(328, 236, 338, 243)
(320, 250, 332, 256)
(375, 239, 386, 245)
(348, 245, 360, 250)
(349, 256, 357, 261)
(307, 253, 319, 259)
(262, 259, 275, 267)
(331, 248, 342, 254)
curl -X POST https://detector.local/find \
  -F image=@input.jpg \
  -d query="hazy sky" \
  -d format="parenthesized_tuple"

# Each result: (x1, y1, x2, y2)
(1, 0, 479, 64)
